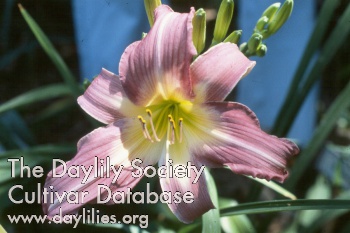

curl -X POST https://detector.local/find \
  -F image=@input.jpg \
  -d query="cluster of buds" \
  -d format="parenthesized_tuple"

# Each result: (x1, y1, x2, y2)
(257, 0, 294, 39)
(144, 0, 293, 58)
(239, 33, 267, 57)
(240, 0, 293, 57)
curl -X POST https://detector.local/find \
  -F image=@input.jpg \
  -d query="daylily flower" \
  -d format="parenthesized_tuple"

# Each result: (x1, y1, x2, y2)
(43, 5, 299, 223)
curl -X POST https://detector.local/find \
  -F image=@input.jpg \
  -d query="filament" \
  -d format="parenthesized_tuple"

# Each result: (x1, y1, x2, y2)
(138, 116, 153, 142)
(165, 132, 171, 184)
(179, 118, 183, 143)
(146, 109, 160, 141)
(168, 114, 175, 144)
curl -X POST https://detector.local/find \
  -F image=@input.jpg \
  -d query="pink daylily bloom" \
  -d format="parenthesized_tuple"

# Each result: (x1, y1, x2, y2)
(43, 5, 299, 223)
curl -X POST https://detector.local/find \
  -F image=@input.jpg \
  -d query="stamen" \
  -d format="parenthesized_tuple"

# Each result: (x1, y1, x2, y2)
(179, 118, 183, 143)
(138, 116, 153, 142)
(167, 115, 176, 129)
(168, 115, 175, 144)
(146, 109, 160, 141)
(165, 136, 171, 184)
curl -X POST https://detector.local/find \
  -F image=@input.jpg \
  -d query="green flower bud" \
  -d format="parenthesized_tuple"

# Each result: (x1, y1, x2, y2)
(192, 8, 206, 54)
(239, 42, 248, 55)
(247, 33, 263, 54)
(142, 32, 147, 39)
(256, 44, 267, 57)
(261, 2, 281, 22)
(144, 0, 161, 27)
(266, 0, 293, 38)
(212, 0, 234, 45)
(255, 16, 269, 33)
(224, 30, 242, 44)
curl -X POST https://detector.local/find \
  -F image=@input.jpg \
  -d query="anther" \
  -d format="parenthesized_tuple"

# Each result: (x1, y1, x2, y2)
(146, 109, 160, 141)
(168, 115, 176, 129)
(179, 118, 183, 143)
(138, 116, 153, 142)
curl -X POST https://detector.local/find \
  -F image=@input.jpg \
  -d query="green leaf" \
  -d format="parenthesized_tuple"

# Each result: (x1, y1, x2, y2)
(33, 97, 76, 123)
(91, 223, 150, 233)
(0, 144, 75, 184)
(219, 198, 256, 233)
(285, 76, 350, 189)
(247, 176, 296, 200)
(18, 4, 81, 95)
(220, 199, 350, 217)
(299, 191, 350, 233)
(202, 169, 221, 233)
(272, 0, 342, 136)
(0, 144, 75, 159)
(298, 175, 331, 227)
(178, 223, 201, 233)
(0, 84, 72, 114)
(0, 182, 20, 211)
(280, 0, 350, 136)
(0, 224, 7, 233)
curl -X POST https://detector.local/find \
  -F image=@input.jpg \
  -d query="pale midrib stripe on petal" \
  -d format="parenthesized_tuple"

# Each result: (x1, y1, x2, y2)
(210, 129, 285, 168)
(153, 13, 188, 101)
(183, 113, 285, 168)
(154, 16, 169, 74)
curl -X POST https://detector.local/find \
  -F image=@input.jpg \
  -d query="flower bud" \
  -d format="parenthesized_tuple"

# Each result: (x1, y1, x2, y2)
(266, 0, 293, 38)
(255, 16, 269, 33)
(144, 0, 161, 27)
(247, 33, 263, 54)
(192, 8, 206, 54)
(256, 44, 267, 57)
(261, 2, 281, 22)
(239, 42, 248, 55)
(212, 0, 234, 45)
(224, 30, 242, 44)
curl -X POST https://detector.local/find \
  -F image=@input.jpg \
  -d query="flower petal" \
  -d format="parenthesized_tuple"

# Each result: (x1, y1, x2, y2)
(158, 141, 214, 223)
(191, 102, 299, 182)
(43, 118, 164, 217)
(77, 68, 141, 124)
(97, 164, 144, 205)
(191, 43, 255, 102)
(119, 5, 197, 106)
